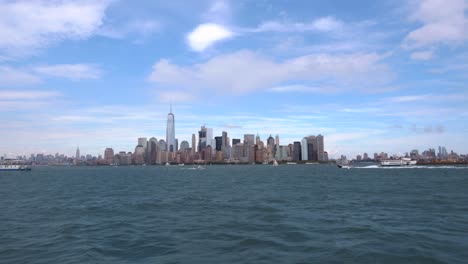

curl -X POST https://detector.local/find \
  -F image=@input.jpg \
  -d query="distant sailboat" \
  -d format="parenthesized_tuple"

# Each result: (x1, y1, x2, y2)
(273, 159, 279, 166)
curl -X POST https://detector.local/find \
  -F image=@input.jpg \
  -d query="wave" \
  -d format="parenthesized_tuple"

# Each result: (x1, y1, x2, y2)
(354, 165, 468, 169)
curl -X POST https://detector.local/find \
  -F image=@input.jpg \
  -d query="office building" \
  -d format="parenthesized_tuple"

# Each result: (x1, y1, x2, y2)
(166, 106, 175, 152)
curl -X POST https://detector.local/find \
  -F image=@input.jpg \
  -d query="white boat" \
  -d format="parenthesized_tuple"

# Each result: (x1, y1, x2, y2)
(272, 159, 279, 166)
(286, 162, 297, 165)
(337, 165, 351, 169)
(380, 158, 417, 167)
(337, 159, 350, 169)
(165, 162, 171, 166)
(0, 165, 32, 171)
(178, 163, 185, 166)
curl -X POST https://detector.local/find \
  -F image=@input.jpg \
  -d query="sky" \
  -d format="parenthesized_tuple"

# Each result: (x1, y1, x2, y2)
(0, 0, 467, 158)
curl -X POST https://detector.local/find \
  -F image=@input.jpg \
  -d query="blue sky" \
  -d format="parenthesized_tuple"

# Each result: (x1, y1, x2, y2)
(0, 0, 467, 158)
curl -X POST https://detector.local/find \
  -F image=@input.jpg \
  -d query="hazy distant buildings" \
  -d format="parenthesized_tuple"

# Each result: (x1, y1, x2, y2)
(104, 148, 114, 164)
(75, 147, 80, 165)
(438, 146, 448, 159)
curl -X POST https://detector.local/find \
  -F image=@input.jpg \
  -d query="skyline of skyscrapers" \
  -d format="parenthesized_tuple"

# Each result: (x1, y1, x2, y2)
(22, 107, 453, 165)
(93, 108, 329, 165)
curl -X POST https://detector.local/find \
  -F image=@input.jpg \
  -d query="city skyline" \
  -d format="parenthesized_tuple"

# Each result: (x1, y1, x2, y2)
(1, 0, 467, 157)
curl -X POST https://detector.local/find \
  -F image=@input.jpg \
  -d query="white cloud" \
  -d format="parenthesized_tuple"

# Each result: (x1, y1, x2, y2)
(34, 64, 101, 80)
(403, 0, 467, 49)
(186, 23, 234, 52)
(410, 50, 434, 60)
(0, 90, 61, 100)
(311, 16, 343, 31)
(0, 0, 111, 56)
(382, 93, 467, 104)
(0, 90, 61, 111)
(269, 85, 323, 93)
(254, 16, 343, 33)
(202, 0, 232, 24)
(149, 50, 394, 95)
(97, 19, 161, 41)
(0, 66, 41, 85)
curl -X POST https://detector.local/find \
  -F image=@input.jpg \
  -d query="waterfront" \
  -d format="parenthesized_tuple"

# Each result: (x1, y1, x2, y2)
(1, 165, 467, 263)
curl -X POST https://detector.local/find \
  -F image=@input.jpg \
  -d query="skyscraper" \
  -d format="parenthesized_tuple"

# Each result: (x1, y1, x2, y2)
(222, 131, 228, 148)
(192, 134, 196, 154)
(232, 138, 240, 145)
(198, 125, 207, 152)
(244, 134, 255, 159)
(316, 134, 325, 161)
(293, 142, 302, 161)
(166, 105, 175, 152)
(104, 148, 114, 164)
(149, 137, 158, 164)
(75, 147, 80, 164)
(215, 136, 223, 151)
(301, 138, 308, 161)
(138, 137, 147, 148)
(206, 128, 213, 147)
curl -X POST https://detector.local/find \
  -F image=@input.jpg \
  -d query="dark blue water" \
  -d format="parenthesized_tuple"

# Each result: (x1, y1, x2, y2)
(1, 165, 467, 263)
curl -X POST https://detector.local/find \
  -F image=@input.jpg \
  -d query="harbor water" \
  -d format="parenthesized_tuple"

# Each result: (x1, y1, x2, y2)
(1, 165, 467, 263)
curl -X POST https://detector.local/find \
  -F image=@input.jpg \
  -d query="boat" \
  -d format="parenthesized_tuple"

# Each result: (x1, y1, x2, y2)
(337, 164, 351, 169)
(0, 165, 32, 171)
(272, 159, 279, 166)
(286, 162, 297, 165)
(380, 158, 417, 167)
(337, 159, 351, 169)
(165, 162, 171, 166)
(178, 163, 185, 166)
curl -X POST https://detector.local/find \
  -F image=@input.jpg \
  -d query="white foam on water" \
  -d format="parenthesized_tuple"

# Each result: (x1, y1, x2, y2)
(354, 165, 468, 169)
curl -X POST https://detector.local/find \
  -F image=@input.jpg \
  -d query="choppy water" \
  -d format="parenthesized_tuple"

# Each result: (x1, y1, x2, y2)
(1, 165, 467, 263)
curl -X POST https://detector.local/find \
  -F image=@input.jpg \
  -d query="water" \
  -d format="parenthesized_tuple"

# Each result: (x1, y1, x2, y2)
(1, 165, 467, 263)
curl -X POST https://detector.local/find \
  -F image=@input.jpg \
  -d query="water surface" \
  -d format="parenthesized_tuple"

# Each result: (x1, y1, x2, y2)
(1, 165, 467, 263)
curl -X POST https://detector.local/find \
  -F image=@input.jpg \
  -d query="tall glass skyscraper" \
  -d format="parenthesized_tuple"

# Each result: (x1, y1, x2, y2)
(166, 105, 175, 152)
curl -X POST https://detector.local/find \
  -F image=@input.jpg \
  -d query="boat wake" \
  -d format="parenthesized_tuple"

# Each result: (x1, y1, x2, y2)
(355, 165, 468, 169)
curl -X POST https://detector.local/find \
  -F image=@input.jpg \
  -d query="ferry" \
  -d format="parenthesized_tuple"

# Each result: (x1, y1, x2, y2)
(380, 158, 417, 167)
(0, 165, 32, 171)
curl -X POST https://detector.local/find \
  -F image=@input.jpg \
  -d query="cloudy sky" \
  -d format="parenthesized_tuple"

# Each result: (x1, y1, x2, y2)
(0, 0, 467, 158)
